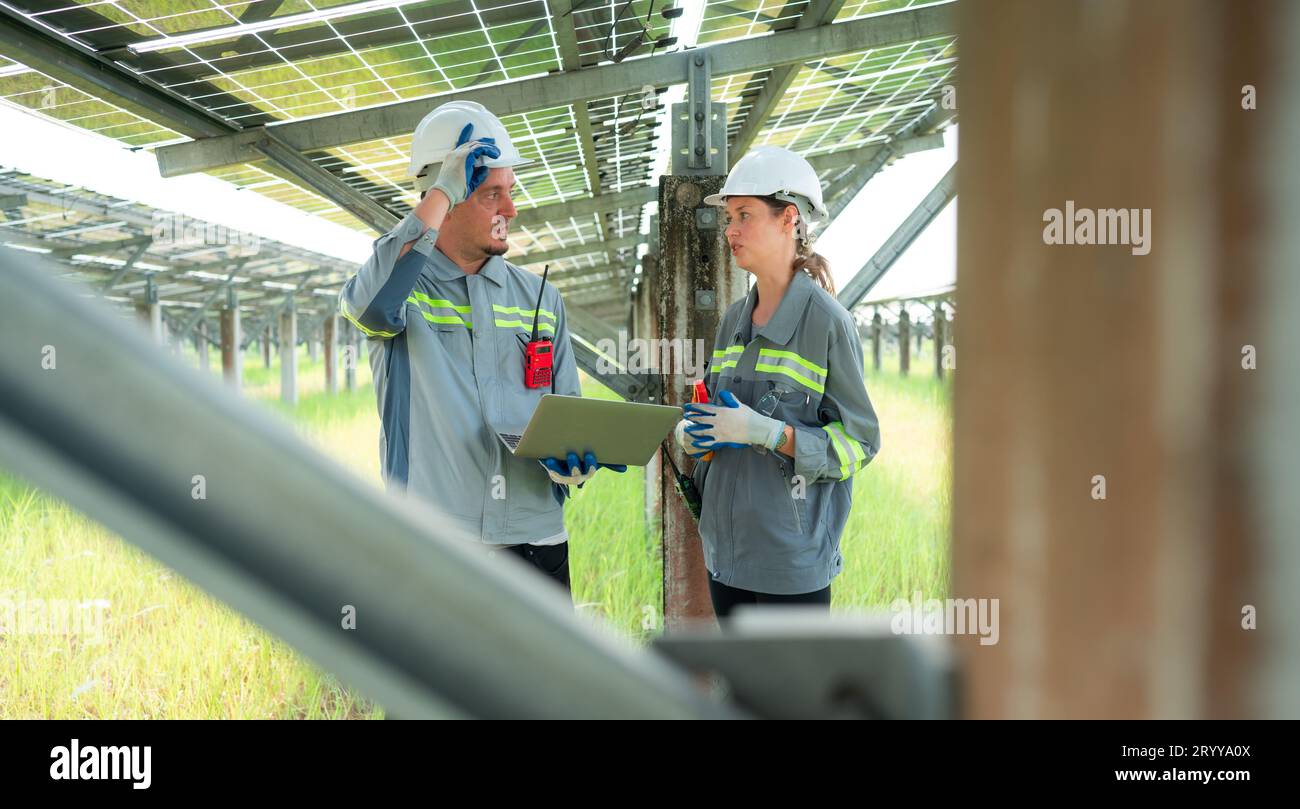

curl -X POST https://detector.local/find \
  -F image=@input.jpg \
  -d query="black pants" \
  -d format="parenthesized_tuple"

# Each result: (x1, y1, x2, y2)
(504, 541, 571, 594)
(707, 576, 831, 618)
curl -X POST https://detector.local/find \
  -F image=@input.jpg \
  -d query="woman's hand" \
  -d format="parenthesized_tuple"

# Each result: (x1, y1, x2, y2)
(683, 390, 785, 451)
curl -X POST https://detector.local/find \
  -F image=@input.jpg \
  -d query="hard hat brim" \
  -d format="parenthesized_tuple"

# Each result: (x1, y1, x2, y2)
(703, 191, 829, 222)
(407, 154, 534, 178)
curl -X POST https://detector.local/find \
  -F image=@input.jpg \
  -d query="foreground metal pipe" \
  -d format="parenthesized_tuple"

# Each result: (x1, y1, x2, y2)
(0, 247, 725, 719)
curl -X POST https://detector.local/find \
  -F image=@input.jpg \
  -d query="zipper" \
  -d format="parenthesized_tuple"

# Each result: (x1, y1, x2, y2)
(779, 461, 803, 533)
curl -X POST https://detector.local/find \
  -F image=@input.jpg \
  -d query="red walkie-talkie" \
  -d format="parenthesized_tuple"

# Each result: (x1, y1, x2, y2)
(524, 264, 553, 389)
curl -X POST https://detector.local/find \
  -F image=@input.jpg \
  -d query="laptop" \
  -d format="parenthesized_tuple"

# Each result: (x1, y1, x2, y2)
(496, 394, 682, 467)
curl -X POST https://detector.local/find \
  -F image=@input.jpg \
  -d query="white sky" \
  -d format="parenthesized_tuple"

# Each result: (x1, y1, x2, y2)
(0, 99, 956, 302)
(0, 102, 373, 263)
(817, 126, 958, 303)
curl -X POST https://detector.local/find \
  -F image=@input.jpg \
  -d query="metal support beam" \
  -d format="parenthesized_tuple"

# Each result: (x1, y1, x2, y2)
(153, 7, 955, 177)
(196, 320, 210, 371)
(280, 302, 298, 406)
(219, 287, 241, 388)
(564, 300, 622, 346)
(49, 235, 152, 259)
(546, 0, 602, 200)
(552, 262, 626, 286)
(0, 248, 721, 719)
(0, 10, 405, 237)
(511, 233, 643, 269)
(253, 130, 400, 234)
(933, 305, 947, 380)
(175, 261, 245, 338)
(871, 310, 883, 372)
(0, 9, 229, 139)
(672, 51, 725, 174)
(824, 104, 955, 225)
(135, 276, 162, 342)
(241, 272, 318, 349)
(654, 174, 747, 628)
(324, 314, 338, 394)
(101, 238, 154, 292)
(897, 308, 910, 377)
(513, 187, 656, 231)
(837, 163, 956, 310)
(568, 335, 660, 403)
(344, 325, 358, 392)
(728, 0, 848, 166)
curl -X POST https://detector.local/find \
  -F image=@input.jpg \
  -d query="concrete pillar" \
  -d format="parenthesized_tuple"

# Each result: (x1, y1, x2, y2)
(324, 314, 338, 394)
(196, 320, 210, 371)
(637, 258, 663, 541)
(262, 328, 272, 369)
(871, 310, 883, 372)
(308, 326, 319, 363)
(953, 0, 1288, 719)
(279, 304, 298, 406)
(934, 306, 947, 380)
(135, 276, 162, 343)
(344, 327, 357, 392)
(219, 290, 242, 388)
(654, 175, 748, 627)
(898, 308, 911, 376)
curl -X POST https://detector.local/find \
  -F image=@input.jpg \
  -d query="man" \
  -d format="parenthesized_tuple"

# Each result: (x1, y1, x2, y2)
(339, 100, 621, 594)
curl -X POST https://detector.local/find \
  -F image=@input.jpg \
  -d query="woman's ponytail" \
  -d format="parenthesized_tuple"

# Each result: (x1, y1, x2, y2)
(794, 234, 835, 296)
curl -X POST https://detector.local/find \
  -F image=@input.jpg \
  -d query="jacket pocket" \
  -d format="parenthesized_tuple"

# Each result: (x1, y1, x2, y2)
(776, 463, 803, 534)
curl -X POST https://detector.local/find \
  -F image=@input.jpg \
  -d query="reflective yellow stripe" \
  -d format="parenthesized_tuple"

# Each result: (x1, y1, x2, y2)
(494, 319, 556, 334)
(406, 293, 473, 327)
(754, 362, 825, 394)
(756, 348, 827, 393)
(758, 348, 827, 376)
(410, 292, 471, 313)
(339, 306, 399, 338)
(710, 345, 744, 373)
(493, 304, 556, 321)
(831, 422, 867, 466)
(823, 422, 852, 479)
(823, 421, 867, 479)
(418, 311, 472, 328)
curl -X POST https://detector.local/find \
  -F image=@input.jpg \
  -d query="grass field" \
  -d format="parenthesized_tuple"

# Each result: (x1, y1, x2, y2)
(0, 339, 951, 718)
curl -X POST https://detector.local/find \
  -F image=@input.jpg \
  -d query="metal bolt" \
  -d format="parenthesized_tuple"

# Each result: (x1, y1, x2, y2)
(694, 55, 704, 66)
(695, 111, 704, 122)
(695, 146, 705, 155)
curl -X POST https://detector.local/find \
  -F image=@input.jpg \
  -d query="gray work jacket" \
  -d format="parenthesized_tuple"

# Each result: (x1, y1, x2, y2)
(338, 213, 581, 546)
(692, 270, 881, 594)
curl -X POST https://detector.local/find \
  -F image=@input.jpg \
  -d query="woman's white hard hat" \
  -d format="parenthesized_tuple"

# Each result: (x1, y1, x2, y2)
(703, 145, 828, 224)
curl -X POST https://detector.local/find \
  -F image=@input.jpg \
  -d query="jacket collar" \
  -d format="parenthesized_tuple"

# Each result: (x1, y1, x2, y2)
(738, 270, 815, 346)
(428, 245, 506, 287)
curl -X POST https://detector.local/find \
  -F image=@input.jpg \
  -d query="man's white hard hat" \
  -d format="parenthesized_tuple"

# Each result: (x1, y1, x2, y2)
(407, 100, 533, 179)
(703, 145, 829, 224)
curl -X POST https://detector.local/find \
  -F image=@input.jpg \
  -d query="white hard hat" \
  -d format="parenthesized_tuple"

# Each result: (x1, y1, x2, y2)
(407, 100, 533, 179)
(704, 145, 828, 224)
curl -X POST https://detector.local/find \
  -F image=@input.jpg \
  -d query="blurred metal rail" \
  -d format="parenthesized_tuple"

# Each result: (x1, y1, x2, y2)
(0, 246, 728, 719)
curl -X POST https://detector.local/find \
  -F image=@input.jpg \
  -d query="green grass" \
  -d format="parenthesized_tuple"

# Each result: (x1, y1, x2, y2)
(0, 342, 950, 717)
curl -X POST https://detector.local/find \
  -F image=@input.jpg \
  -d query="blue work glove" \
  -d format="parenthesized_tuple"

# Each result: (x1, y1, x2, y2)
(683, 389, 784, 451)
(426, 123, 500, 207)
(673, 417, 712, 458)
(541, 452, 627, 489)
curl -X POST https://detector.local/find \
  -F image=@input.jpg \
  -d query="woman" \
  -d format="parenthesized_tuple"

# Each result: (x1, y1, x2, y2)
(676, 145, 881, 618)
